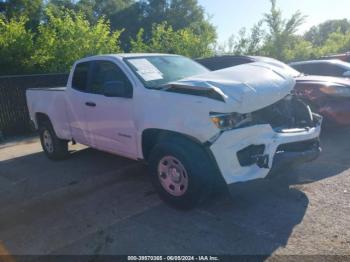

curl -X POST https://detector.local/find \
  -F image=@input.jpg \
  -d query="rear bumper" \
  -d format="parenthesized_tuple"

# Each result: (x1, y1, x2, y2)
(209, 114, 322, 184)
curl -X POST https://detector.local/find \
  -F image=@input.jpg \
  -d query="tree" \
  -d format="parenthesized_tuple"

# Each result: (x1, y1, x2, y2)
(217, 0, 307, 61)
(0, 16, 34, 75)
(112, 0, 216, 50)
(32, 8, 123, 73)
(0, 0, 43, 30)
(304, 19, 350, 46)
(130, 22, 214, 58)
(262, 0, 306, 60)
(79, 0, 133, 23)
(220, 21, 265, 55)
(283, 36, 316, 61)
(317, 31, 350, 56)
(46, 0, 133, 25)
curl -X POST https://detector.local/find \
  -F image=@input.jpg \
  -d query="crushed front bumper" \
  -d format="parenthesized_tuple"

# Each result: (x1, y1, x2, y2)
(270, 138, 321, 173)
(209, 115, 322, 184)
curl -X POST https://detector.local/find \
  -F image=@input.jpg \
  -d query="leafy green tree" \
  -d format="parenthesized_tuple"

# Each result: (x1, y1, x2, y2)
(45, 0, 76, 15)
(217, 0, 308, 61)
(112, 0, 216, 50)
(262, 0, 306, 60)
(130, 22, 214, 58)
(220, 21, 265, 55)
(304, 19, 350, 46)
(0, 16, 34, 75)
(46, 0, 133, 25)
(317, 31, 350, 56)
(0, 0, 43, 30)
(78, 0, 133, 23)
(32, 8, 123, 73)
(283, 36, 317, 61)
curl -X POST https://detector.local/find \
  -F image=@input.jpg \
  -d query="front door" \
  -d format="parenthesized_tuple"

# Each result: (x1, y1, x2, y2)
(83, 60, 138, 158)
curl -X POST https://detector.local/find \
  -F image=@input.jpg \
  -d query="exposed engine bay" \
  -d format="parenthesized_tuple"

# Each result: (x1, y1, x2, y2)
(244, 95, 316, 131)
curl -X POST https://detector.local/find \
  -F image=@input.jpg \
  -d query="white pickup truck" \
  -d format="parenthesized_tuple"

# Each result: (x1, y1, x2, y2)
(26, 53, 322, 208)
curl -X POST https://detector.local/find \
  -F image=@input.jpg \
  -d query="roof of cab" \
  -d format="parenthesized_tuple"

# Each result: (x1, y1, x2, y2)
(74, 53, 180, 64)
(81, 53, 178, 60)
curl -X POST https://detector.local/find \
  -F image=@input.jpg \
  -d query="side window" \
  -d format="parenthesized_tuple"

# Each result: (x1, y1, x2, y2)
(328, 64, 346, 77)
(292, 64, 312, 75)
(295, 63, 323, 75)
(72, 62, 90, 91)
(305, 64, 320, 75)
(88, 61, 133, 97)
(316, 63, 345, 77)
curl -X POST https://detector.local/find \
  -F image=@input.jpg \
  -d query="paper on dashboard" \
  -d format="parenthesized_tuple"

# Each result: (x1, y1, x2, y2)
(128, 58, 163, 81)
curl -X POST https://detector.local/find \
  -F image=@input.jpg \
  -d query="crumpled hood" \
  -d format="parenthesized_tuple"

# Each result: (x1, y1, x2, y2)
(297, 75, 350, 87)
(167, 62, 296, 113)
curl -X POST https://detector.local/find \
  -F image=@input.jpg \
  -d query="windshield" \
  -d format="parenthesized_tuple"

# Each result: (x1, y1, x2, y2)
(124, 55, 209, 89)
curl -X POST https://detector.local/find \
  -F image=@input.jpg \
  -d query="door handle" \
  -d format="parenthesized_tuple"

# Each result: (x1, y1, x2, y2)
(85, 102, 96, 107)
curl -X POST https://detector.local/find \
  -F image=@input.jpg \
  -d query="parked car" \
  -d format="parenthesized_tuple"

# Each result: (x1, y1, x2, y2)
(198, 55, 350, 126)
(26, 54, 322, 208)
(289, 59, 350, 78)
(322, 52, 350, 63)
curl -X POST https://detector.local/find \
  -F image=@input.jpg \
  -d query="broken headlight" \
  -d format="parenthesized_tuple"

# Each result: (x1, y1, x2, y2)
(210, 112, 251, 131)
(320, 85, 350, 98)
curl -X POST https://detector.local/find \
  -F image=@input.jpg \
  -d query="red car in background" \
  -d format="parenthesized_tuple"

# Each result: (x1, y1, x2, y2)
(197, 55, 350, 126)
(295, 75, 350, 126)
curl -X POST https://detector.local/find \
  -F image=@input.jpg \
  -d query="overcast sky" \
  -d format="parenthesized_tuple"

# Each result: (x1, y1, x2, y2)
(198, 0, 350, 43)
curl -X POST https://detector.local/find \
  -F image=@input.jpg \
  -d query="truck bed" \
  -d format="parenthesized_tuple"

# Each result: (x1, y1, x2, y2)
(26, 87, 71, 140)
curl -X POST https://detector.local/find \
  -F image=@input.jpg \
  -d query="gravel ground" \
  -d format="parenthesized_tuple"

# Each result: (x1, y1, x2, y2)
(0, 128, 349, 258)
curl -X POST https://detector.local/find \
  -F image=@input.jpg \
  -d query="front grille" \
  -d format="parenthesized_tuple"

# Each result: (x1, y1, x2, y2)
(276, 139, 320, 153)
(251, 95, 315, 130)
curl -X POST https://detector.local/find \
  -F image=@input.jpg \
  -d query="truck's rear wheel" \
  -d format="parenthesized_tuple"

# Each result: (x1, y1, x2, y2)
(149, 137, 216, 209)
(39, 121, 69, 160)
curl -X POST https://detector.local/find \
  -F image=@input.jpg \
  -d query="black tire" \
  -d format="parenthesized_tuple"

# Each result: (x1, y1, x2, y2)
(39, 121, 69, 160)
(148, 136, 219, 209)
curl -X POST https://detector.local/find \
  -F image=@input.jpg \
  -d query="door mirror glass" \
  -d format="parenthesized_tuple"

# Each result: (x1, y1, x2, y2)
(103, 81, 126, 97)
(342, 71, 350, 77)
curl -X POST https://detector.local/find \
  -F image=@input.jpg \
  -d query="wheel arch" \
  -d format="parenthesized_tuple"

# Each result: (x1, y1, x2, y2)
(143, 128, 228, 202)
(141, 129, 205, 161)
(35, 112, 51, 128)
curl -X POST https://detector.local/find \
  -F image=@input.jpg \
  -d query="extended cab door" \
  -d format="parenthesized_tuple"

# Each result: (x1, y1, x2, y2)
(82, 59, 138, 158)
(66, 61, 92, 145)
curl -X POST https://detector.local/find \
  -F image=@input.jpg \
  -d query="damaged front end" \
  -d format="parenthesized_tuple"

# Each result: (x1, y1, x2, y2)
(251, 95, 316, 131)
(209, 95, 322, 184)
(159, 62, 322, 184)
(250, 95, 322, 173)
(237, 95, 322, 171)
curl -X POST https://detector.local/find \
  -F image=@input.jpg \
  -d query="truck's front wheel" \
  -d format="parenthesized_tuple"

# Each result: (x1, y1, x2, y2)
(39, 121, 69, 160)
(149, 137, 215, 209)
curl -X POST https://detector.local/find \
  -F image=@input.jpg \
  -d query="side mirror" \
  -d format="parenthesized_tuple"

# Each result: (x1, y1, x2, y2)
(103, 81, 128, 97)
(342, 71, 350, 77)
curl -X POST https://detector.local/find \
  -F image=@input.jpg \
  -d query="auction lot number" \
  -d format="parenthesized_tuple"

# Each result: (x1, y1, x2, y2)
(128, 256, 219, 261)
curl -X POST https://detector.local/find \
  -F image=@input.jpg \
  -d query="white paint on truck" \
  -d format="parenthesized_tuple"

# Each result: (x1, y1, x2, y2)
(26, 53, 322, 187)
